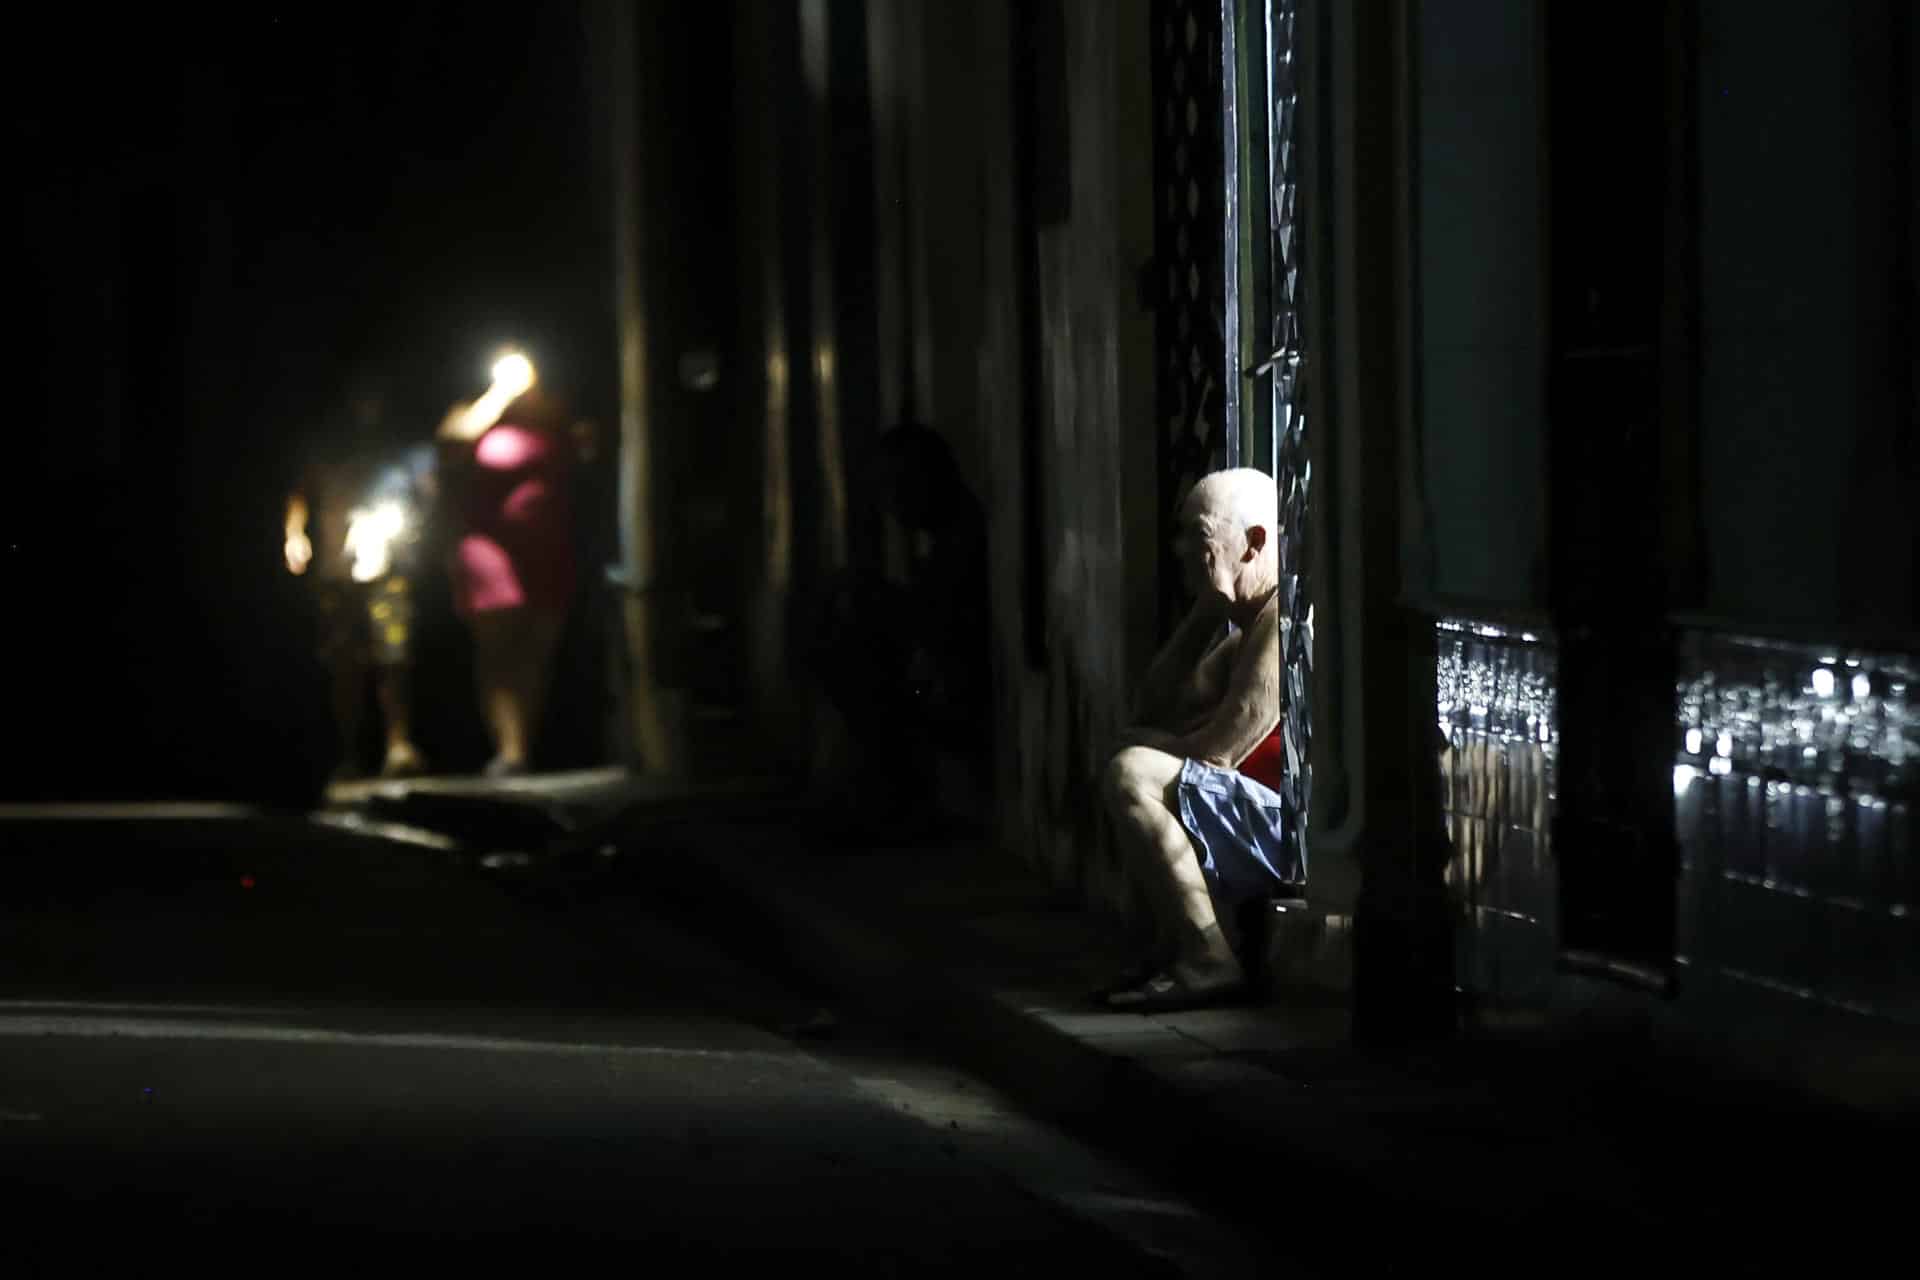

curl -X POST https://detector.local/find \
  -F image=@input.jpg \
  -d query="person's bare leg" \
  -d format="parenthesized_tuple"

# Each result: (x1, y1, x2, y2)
(514, 610, 565, 768)
(374, 664, 423, 776)
(472, 612, 529, 770)
(1102, 746, 1244, 987)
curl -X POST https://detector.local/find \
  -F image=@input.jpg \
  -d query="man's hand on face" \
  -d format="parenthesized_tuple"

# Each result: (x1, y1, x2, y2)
(1189, 591, 1233, 624)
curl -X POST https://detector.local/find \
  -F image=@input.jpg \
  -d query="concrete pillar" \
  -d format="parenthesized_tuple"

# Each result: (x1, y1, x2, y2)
(598, 0, 683, 778)
(1308, 0, 1458, 1050)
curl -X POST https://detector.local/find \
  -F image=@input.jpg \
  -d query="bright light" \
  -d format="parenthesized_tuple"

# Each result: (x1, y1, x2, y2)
(1674, 764, 1697, 797)
(344, 501, 407, 583)
(1686, 728, 1703, 756)
(1716, 732, 1733, 758)
(1709, 756, 1733, 777)
(1852, 673, 1872, 700)
(1812, 668, 1836, 699)
(454, 352, 538, 435)
(491, 352, 536, 396)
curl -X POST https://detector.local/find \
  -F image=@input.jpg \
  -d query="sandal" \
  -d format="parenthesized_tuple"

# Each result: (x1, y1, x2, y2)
(380, 744, 427, 779)
(1104, 969, 1249, 1014)
(1090, 959, 1165, 1005)
(483, 755, 530, 781)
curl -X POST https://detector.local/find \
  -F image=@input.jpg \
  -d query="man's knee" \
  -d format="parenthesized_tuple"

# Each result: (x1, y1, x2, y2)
(1100, 749, 1138, 813)
(1103, 746, 1177, 814)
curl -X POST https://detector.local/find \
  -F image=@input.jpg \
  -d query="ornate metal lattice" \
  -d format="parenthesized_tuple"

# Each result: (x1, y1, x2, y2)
(1435, 620, 1919, 1021)
(1266, 0, 1312, 875)
(1152, 0, 1228, 636)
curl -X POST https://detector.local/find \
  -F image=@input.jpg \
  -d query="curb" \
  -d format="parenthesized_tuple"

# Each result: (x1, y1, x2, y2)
(638, 826, 1644, 1271)
(309, 786, 1882, 1274)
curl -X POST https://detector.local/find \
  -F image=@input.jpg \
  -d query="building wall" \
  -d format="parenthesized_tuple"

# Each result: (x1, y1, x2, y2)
(1007, 0, 1157, 914)
(1415, 0, 1920, 1102)
(8, 46, 254, 802)
(1410, 0, 1919, 631)
(688, 0, 1161, 924)
(1696, 0, 1917, 631)
(910, 0, 1160, 919)
(1411, 0, 1548, 609)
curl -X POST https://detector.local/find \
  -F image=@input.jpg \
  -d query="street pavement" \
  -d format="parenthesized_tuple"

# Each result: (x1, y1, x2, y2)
(0, 807, 1273, 1274)
(458, 780, 1917, 1280)
(13, 785, 1912, 1278)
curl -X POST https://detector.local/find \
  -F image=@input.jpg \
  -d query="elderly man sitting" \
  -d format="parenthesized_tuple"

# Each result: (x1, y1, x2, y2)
(1100, 467, 1299, 1012)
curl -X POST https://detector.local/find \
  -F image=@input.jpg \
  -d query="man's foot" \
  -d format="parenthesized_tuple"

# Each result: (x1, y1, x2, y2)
(1090, 955, 1172, 1005)
(380, 743, 426, 779)
(1104, 968, 1250, 1014)
(483, 755, 529, 780)
(1104, 950, 1249, 1013)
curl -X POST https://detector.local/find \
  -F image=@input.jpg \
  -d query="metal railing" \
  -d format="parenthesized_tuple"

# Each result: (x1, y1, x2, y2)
(1433, 614, 1919, 1025)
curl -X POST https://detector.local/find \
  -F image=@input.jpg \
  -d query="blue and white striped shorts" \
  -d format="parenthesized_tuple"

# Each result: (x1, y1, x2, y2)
(1174, 758, 1304, 907)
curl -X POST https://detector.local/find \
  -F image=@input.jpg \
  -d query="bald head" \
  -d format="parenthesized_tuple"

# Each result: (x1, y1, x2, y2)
(1176, 467, 1280, 610)
(1183, 468, 1278, 540)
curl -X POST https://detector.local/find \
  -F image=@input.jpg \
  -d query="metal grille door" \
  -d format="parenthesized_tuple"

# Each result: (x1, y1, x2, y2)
(1264, 0, 1312, 875)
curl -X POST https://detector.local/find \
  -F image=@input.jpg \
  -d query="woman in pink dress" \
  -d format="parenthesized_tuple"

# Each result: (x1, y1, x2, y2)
(438, 381, 578, 778)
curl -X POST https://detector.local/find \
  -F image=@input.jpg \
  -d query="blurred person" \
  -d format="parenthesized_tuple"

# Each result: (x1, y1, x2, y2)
(804, 423, 990, 839)
(436, 357, 581, 779)
(284, 374, 435, 781)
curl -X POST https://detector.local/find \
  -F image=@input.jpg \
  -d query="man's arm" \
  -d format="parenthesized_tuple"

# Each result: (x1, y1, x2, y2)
(436, 399, 492, 444)
(283, 491, 312, 575)
(1152, 603, 1282, 769)
(1129, 595, 1229, 726)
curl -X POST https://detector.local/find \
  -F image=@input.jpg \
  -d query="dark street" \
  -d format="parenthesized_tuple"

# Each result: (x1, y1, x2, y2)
(13, 1, 1918, 1272)
(0, 807, 1265, 1273)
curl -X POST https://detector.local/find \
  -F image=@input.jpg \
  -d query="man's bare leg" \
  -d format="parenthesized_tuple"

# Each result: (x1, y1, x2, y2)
(374, 664, 424, 776)
(1102, 747, 1244, 992)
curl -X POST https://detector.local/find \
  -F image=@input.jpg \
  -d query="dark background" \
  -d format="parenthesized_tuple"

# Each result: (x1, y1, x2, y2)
(7, 5, 618, 803)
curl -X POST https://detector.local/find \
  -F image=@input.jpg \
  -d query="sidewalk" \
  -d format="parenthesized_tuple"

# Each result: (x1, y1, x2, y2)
(332, 770, 1906, 1275)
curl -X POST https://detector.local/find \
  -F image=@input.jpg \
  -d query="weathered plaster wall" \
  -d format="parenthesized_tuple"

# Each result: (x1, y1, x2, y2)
(1026, 0, 1158, 916)
(1696, 0, 1917, 632)
(1411, 0, 1548, 609)
(714, 0, 1167, 929)
(908, 1, 1159, 920)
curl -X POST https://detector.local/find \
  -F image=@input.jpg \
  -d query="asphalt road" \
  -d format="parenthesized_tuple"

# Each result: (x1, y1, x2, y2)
(0, 813, 1269, 1274)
